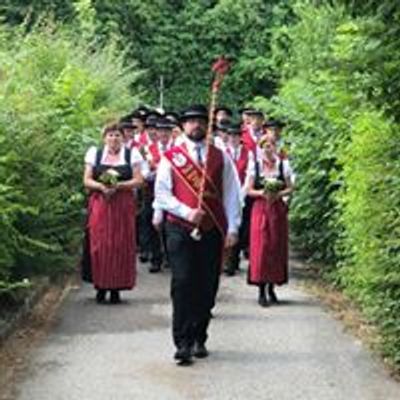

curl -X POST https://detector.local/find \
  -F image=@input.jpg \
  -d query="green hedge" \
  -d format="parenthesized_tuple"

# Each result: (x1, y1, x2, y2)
(254, 1, 400, 369)
(338, 110, 400, 364)
(0, 21, 142, 286)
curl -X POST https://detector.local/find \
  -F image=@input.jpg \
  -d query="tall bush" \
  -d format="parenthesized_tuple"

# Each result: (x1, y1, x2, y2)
(338, 111, 400, 365)
(259, 0, 400, 368)
(0, 21, 142, 285)
(255, 3, 353, 263)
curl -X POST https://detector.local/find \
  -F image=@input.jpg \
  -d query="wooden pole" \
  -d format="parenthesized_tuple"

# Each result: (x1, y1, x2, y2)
(191, 57, 230, 241)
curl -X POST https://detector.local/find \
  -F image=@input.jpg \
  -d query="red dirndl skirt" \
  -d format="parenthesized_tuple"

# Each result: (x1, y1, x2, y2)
(87, 191, 136, 290)
(248, 197, 288, 285)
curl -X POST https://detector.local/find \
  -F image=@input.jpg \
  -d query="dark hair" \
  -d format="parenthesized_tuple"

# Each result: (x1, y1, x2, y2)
(102, 122, 124, 137)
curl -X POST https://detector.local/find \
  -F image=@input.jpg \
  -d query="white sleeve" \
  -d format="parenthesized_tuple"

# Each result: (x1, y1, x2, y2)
(245, 150, 256, 179)
(153, 157, 193, 220)
(84, 146, 97, 166)
(282, 159, 294, 183)
(240, 151, 254, 204)
(214, 136, 224, 151)
(141, 159, 151, 179)
(130, 147, 144, 166)
(222, 153, 242, 235)
(129, 147, 150, 177)
(152, 209, 164, 225)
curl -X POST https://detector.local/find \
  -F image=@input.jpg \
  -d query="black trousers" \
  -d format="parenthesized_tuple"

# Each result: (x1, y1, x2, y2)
(135, 188, 144, 249)
(140, 193, 163, 265)
(226, 196, 252, 271)
(165, 222, 223, 348)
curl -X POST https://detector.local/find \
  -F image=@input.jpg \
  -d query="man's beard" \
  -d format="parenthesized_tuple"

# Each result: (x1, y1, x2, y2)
(187, 128, 206, 142)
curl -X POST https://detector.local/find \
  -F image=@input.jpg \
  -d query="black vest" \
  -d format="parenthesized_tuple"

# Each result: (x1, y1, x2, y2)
(254, 159, 285, 190)
(93, 147, 133, 182)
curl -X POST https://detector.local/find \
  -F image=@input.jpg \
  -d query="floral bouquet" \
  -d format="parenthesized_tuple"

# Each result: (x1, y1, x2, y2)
(98, 168, 120, 186)
(263, 177, 284, 194)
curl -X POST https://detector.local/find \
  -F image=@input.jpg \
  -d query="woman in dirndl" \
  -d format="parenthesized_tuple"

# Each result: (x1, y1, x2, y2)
(83, 122, 143, 304)
(247, 134, 294, 307)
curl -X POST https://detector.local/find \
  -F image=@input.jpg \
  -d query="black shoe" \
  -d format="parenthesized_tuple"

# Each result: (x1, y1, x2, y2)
(139, 252, 149, 263)
(110, 290, 121, 304)
(224, 268, 235, 277)
(96, 289, 106, 304)
(193, 342, 209, 358)
(174, 345, 193, 365)
(268, 286, 278, 304)
(258, 295, 269, 307)
(149, 263, 161, 273)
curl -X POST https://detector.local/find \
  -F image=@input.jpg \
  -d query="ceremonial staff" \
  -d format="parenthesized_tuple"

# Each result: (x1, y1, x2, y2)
(191, 56, 231, 241)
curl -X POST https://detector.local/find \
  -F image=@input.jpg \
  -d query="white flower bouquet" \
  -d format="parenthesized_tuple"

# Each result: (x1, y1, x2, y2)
(98, 168, 120, 186)
(263, 177, 284, 194)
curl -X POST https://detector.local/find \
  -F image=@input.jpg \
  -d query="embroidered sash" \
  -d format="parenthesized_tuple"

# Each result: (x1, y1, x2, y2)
(165, 145, 227, 236)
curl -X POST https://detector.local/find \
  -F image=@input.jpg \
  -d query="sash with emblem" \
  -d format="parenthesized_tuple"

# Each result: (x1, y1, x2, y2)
(165, 144, 227, 236)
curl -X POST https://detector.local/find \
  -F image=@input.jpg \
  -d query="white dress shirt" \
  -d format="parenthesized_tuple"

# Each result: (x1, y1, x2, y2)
(158, 140, 173, 154)
(227, 144, 252, 204)
(214, 136, 228, 153)
(153, 136, 242, 235)
(227, 143, 243, 162)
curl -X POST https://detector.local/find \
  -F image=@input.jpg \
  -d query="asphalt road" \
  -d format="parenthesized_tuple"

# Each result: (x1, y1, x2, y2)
(11, 261, 400, 400)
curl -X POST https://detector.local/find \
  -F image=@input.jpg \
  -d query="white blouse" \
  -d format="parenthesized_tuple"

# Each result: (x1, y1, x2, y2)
(247, 154, 293, 182)
(84, 145, 143, 167)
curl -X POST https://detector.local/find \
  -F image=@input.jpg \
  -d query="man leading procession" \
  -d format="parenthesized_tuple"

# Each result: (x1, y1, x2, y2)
(81, 57, 294, 366)
(153, 103, 241, 365)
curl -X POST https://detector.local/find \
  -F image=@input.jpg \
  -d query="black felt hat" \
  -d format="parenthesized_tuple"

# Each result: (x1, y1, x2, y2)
(155, 117, 175, 130)
(144, 116, 158, 128)
(245, 108, 264, 118)
(144, 111, 161, 128)
(215, 106, 233, 116)
(214, 119, 231, 132)
(165, 112, 180, 125)
(119, 121, 136, 130)
(264, 119, 286, 128)
(238, 107, 254, 115)
(131, 110, 148, 121)
(179, 104, 209, 122)
(135, 105, 150, 114)
(226, 123, 242, 136)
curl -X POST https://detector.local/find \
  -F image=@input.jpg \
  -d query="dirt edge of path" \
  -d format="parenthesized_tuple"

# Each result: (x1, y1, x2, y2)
(0, 276, 74, 400)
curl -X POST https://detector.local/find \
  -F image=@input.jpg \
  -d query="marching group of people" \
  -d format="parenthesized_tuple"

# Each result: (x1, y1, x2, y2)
(81, 102, 294, 365)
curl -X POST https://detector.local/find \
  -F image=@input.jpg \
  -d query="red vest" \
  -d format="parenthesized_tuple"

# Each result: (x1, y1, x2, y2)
(228, 146, 249, 185)
(129, 139, 140, 149)
(241, 127, 257, 152)
(147, 141, 174, 170)
(164, 144, 227, 236)
(147, 142, 161, 170)
(138, 131, 149, 146)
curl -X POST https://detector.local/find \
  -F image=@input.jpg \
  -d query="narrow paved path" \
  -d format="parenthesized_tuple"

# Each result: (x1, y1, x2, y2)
(11, 262, 400, 400)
